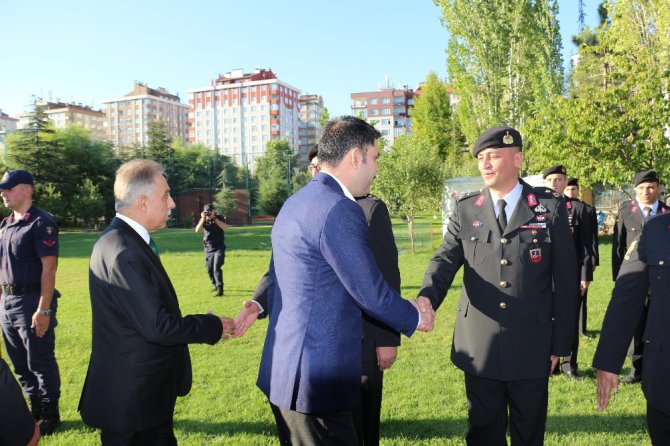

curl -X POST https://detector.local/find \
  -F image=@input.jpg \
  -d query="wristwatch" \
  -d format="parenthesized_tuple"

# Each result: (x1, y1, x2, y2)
(37, 308, 52, 316)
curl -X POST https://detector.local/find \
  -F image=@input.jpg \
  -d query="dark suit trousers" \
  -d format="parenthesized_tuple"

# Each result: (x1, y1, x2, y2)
(579, 288, 588, 335)
(100, 422, 177, 446)
(352, 367, 384, 446)
(627, 298, 649, 379)
(464, 374, 548, 446)
(647, 403, 670, 446)
(270, 402, 359, 446)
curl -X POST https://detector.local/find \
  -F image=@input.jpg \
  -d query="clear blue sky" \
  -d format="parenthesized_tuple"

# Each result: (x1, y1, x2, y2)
(1, 0, 601, 119)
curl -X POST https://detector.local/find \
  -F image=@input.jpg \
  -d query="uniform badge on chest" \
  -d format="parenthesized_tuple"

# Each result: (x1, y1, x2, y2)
(530, 248, 542, 263)
(534, 204, 547, 213)
(472, 220, 483, 227)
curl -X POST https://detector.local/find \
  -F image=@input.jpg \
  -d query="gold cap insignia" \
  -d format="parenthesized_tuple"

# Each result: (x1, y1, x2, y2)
(502, 131, 514, 145)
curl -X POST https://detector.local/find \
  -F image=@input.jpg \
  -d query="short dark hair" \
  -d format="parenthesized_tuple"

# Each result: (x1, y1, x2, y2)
(317, 116, 381, 166)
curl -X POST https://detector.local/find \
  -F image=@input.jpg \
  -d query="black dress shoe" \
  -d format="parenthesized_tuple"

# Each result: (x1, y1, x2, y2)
(622, 375, 641, 385)
(563, 370, 581, 380)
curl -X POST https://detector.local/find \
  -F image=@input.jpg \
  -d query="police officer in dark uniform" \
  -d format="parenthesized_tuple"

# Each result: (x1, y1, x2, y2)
(418, 127, 578, 445)
(564, 177, 599, 337)
(195, 203, 228, 296)
(0, 170, 61, 435)
(543, 165, 594, 379)
(594, 211, 670, 445)
(611, 169, 669, 384)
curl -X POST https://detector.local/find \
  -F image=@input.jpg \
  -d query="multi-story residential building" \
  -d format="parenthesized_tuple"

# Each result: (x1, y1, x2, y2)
(102, 82, 189, 147)
(0, 110, 19, 155)
(18, 101, 105, 140)
(298, 94, 324, 165)
(350, 85, 415, 144)
(187, 68, 300, 171)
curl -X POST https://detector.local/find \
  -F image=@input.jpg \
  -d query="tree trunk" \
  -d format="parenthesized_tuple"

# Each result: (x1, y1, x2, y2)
(408, 216, 415, 254)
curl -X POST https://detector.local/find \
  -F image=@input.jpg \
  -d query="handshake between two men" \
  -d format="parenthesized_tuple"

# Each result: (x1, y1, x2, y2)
(231, 295, 436, 338)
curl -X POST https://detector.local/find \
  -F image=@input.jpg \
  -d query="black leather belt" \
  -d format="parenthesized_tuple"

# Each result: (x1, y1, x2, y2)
(1, 284, 41, 295)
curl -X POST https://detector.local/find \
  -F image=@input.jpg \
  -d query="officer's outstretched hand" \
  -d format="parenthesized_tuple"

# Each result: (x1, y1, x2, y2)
(31, 311, 50, 338)
(233, 300, 260, 337)
(596, 369, 619, 411)
(411, 297, 435, 332)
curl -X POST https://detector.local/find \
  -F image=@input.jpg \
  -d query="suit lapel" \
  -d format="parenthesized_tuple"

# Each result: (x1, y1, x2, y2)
(112, 218, 181, 315)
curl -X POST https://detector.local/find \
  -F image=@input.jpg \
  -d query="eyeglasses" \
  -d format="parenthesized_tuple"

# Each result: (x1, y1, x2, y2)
(308, 164, 319, 172)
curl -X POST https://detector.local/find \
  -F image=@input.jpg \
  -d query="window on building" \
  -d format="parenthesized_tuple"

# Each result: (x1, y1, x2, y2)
(381, 119, 391, 125)
(369, 109, 378, 116)
(394, 108, 404, 115)
(381, 109, 391, 115)
(370, 99, 378, 105)
(381, 98, 390, 104)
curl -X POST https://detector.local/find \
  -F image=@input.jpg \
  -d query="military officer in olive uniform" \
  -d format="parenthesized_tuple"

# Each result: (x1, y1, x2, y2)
(594, 211, 670, 445)
(543, 165, 594, 378)
(418, 127, 578, 446)
(611, 169, 669, 384)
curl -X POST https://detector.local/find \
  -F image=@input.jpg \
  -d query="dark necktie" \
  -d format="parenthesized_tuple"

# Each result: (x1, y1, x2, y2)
(149, 238, 160, 259)
(643, 207, 652, 224)
(497, 199, 507, 233)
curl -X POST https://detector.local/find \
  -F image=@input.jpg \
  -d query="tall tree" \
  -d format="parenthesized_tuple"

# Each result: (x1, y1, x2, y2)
(373, 135, 444, 252)
(146, 120, 175, 181)
(411, 72, 458, 159)
(436, 0, 564, 143)
(525, 0, 670, 188)
(255, 139, 297, 216)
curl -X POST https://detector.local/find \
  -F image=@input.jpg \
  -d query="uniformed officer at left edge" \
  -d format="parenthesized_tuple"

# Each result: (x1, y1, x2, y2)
(543, 165, 594, 379)
(0, 169, 61, 436)
(418, 127, 579, 445)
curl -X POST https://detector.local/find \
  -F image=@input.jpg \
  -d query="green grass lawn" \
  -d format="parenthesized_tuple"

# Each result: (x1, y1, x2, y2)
(10, 217, 650, 445)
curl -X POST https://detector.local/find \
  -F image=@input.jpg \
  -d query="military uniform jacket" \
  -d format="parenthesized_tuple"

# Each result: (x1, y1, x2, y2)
(593, 213, 670, 416)
(419, 180, 579, 381)
(566, 197, 595, 281)
(612, 199, 670, 280)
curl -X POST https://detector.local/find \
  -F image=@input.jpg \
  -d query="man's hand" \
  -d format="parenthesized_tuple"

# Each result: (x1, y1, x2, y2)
(233, 300, 260, 337)
(549, 355, 559, 374)
(376, 346, 398, 371)
(31, 311, 50, 338)
(219, 316, 234, 339)
(596, 369, 619, 411)
(580, 280, 590, 296)
(411, 296, 435, 332)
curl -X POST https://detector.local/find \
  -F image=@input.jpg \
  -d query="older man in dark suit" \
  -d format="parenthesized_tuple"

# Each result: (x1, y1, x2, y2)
(78, 159, 233, 446)
(254, 117, 433, 445)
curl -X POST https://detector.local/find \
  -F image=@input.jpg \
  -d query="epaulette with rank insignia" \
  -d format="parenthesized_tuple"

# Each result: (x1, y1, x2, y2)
(456, 190, 482, 202)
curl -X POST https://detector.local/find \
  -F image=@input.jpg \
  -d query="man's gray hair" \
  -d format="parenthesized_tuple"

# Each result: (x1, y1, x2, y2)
(114, 159, 165, 211)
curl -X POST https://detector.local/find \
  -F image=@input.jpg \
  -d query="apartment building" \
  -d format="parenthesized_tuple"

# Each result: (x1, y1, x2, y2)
(0, 110, 18, 155)
(102, 82, 189, 147)
(18, 101, 105, 140)
(187, 68, 300, 171)
(350, 86, 415, 144)
(298, 94, 324, 165)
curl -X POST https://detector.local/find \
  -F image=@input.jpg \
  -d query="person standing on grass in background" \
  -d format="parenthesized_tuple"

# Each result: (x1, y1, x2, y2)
(195, 203, 228, 297)
(0, 169, 62, 436)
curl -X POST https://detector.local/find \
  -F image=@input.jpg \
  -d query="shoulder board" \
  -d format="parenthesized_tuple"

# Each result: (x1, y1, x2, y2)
(456, 190, 482, 202)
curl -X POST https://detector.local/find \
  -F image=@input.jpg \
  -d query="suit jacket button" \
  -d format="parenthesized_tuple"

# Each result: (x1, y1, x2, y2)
(533, 238, 538, 243)
(660, 260, 665, 265)
(471, 236, 477, 241)
(500, 259, 508, 266)
(499, 302, 508, 309)
(499, 281, 509, 288)
(501, 237, 508, 244)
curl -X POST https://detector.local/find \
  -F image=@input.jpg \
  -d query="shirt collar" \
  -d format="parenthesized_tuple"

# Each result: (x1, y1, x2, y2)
(490, 181, 523, 215)
(321, 171, 355, 202)
(636, 199, 658, 214)
(116, 212, 151, 245)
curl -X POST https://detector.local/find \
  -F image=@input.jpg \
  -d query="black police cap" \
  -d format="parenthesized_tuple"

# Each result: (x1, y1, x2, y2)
(472, 126, 522, 157)
(567, 177, 579, 187)
(633, 170, 659, 187)
(0, 170, 34, 190)
(543, 165, 567, 179)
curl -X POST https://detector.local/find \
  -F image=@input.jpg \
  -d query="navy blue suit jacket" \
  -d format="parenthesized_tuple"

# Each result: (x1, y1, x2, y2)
(257, 173, 418, 414)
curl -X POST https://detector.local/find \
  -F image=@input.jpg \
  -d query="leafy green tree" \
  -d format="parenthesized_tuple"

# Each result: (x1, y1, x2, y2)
(34, 183, 65, 222)
(319, 107, 330, 126)
(255, 139, 297, 216)
(373, 135, 444, 252)
(411, 72, 457, 159)
(71, 178, 106, 226)
(146, 120, 175, 180)
(525, 0, 670, 188)
(5, 103, 64, 188)
(436, 0, 564, 143)
(214, 186, 237, 218)
(291, 169, 312, 192)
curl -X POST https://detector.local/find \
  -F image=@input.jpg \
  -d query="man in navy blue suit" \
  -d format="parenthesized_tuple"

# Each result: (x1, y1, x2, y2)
(255, 116, 434, 445)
